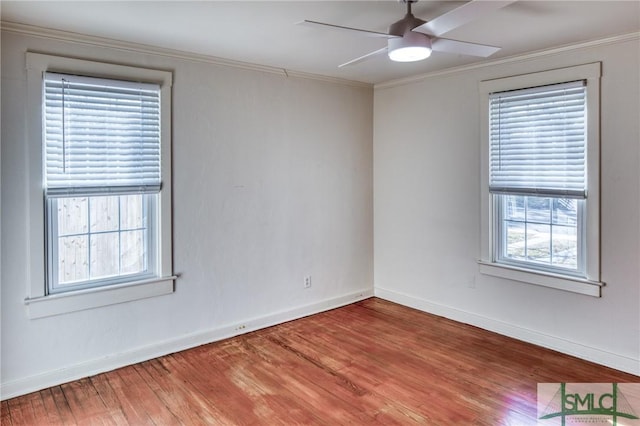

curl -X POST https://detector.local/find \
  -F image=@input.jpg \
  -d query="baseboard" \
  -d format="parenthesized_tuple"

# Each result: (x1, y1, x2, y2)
(0, 288, 373, 401)
(374, 287, 640, 377)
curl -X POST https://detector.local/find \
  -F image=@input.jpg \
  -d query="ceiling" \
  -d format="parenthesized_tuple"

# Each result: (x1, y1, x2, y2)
(2, 1, 639, 84)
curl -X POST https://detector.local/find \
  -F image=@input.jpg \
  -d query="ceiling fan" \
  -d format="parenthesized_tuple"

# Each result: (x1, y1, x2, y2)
(298, 0, 515, 67)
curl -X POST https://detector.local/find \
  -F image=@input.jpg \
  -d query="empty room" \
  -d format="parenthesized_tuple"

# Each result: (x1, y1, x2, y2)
(1, 0, 639, 424)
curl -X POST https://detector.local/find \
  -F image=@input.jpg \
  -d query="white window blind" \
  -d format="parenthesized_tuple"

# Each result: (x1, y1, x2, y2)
(489, 80, 587, 199)
(44, 72, 161, 196)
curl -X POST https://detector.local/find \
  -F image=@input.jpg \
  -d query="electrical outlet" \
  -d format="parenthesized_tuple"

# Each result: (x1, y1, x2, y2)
(304, 276, 312, 289)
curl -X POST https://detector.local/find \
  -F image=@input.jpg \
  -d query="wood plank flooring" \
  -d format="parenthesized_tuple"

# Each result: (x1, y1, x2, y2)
(2, 298, 638, 425)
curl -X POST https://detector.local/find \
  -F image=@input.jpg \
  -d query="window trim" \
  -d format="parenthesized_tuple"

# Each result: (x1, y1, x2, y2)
(479, 63, 602, 296)
(25, 52, 175, 318)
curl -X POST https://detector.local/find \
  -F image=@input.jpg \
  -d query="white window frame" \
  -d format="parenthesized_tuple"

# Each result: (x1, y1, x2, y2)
(478, 63, 603, 297)
(25, 52, 175, 318)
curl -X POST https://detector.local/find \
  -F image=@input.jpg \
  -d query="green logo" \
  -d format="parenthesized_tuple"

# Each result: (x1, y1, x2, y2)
(538, 383, 639, 426)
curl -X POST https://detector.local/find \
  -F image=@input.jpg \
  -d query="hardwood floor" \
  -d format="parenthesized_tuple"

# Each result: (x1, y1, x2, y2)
(2, 298, 638, 425)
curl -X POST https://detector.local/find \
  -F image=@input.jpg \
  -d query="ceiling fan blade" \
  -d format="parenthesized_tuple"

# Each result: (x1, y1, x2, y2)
(413, 0, 516, 37)
(297, 20, 397, 38)
(431, 38, 501, 57)
(339, 47, 388, 68)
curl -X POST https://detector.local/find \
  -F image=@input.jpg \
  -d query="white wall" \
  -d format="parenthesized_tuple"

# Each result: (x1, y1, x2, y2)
(374, 36, 640, 374)
(0, 29, 374, 398)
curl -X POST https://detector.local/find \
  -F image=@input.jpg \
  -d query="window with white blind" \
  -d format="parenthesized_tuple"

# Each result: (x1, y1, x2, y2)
(44, 73, 161, 293)
(479, 63, 602, 297)
(490, 80, 586, 275)
(25, 53, 174, 317)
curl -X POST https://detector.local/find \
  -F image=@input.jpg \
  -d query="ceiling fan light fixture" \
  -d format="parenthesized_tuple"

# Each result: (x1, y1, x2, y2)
(388, 31, 432, 62)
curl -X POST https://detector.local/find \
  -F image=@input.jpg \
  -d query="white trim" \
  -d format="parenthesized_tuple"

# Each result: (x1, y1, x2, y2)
(26, 52, 174, 86)
(1, 21, 370, 89)
(479, 62, 601, 94)
(1, 288, 373, 400)
(374, 287, 640, 376)
(25, 276, 177, 319)
(376, 32, 638, 89)
(477, 261, 602, 297)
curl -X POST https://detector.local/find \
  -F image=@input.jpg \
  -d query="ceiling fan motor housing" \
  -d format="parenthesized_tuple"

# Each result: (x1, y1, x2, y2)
(388, 13, 427, 37)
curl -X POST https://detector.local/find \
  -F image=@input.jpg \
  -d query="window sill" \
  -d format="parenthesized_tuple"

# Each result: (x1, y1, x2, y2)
(477, 261, 603, 297)
(25, 276, 176, 319)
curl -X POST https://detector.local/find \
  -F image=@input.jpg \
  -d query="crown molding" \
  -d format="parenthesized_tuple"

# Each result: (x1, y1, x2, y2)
(0, 21, 372, 89)
(375, 32, 640, 90)
(3, 21, 636, 91)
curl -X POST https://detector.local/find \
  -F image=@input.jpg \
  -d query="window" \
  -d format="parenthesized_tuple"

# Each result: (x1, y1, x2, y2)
(490, 81, 586, 276)
(479, 63, 602, 296)
(26, 53, 174, 317)
(44, 73, 161, 293)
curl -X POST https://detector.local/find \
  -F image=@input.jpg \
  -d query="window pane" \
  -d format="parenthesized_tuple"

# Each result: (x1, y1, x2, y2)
(121, 230, 145, 274)
(498, 194, 580, 272)
(50, 193, 152, 291)
(120, 194, 144, 230)
(526, 223, 551, 264)
(58, 235, 89, 284)
(58, 197, 88, 236)
(504, 195, 525, 221)
(90, 232, 119, 279)
(526, 197, 551, 223)
(552, 225, 577, 269)
(504, 221, 526, 260)
(90, 196, 119, 233)
(552, 198, 577, 226)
